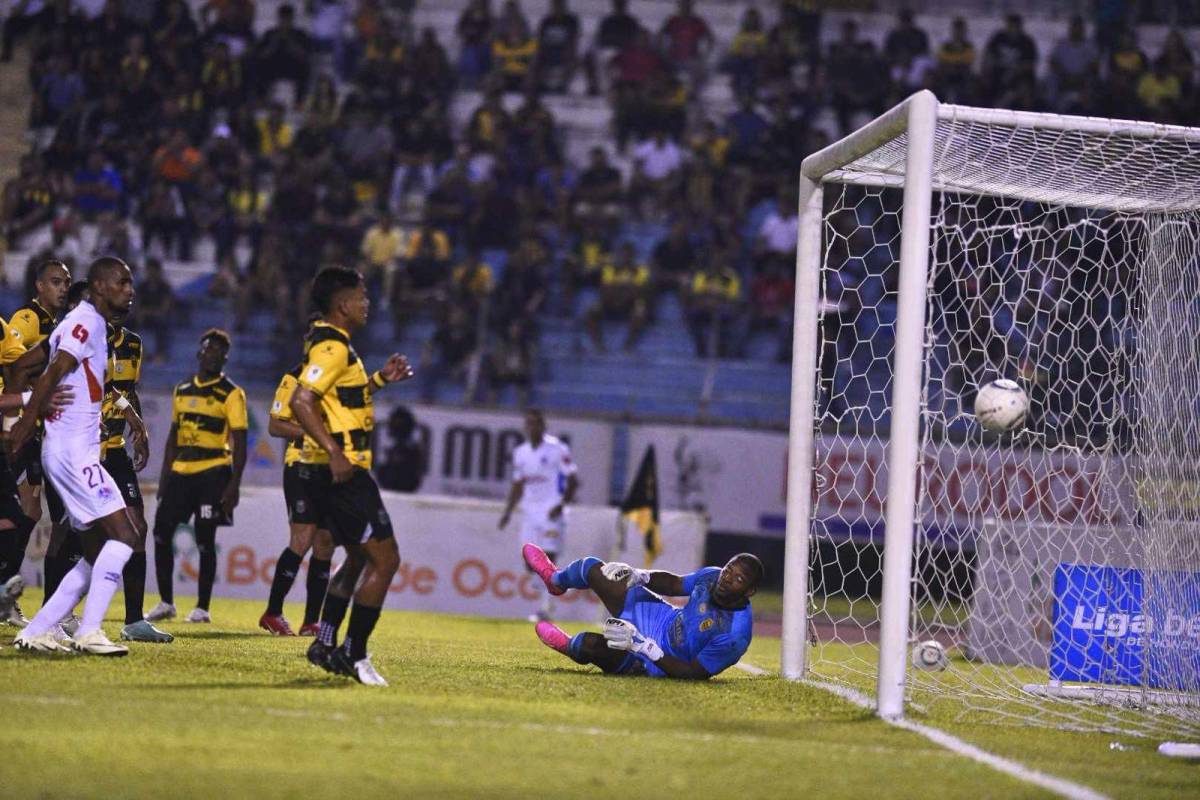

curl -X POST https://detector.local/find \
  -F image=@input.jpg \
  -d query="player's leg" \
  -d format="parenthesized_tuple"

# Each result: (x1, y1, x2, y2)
(306, 543, 363, 670)
(262, 464, 320, 634)
(148, 473, 192, 620)
(300, 527, 335, 635)
(0, 452, 37, 626)
(534, 626, 628, 672)
(522, 544, 628, 617)
(189, 519, 217, 621)
(69, 504, 139, 655)
(107, 450, 169, 641)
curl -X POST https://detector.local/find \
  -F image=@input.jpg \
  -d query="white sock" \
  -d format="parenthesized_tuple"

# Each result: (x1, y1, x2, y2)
(25, 560, 91, 637)
(77, 540, 133, 637)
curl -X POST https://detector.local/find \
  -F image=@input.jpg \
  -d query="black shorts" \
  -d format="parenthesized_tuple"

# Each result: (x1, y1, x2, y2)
(283, 462, 328, 528)
(0, 455, 23, 524)
(155, 466, 234, 529)
(307, 466, 393, 547)
(102, 447, 143, 509)
(13, 436, 42, 487)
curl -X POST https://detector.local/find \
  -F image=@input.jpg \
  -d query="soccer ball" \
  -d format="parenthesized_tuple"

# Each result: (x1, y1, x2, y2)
(973, 379, 1028, 433)
(912, 640, 948, 671)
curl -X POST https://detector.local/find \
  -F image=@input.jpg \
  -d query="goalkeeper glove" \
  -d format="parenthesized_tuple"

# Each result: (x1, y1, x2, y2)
(600, 561, 651, 589)
(603, 617, 664, 662)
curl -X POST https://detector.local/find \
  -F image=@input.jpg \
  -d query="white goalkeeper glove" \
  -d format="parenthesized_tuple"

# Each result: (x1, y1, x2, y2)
(600, 561, 651, 589)
(603, 617, 664, 662)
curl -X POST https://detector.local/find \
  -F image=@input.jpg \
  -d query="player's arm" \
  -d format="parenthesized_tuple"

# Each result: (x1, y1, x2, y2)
(156, 422, 179, 499)
(268, 416, 305, 439)
(367, 353, 415, 395)
(602, 617, 712, 680)
(498, 478, 523, 529)
(268, 378, 305, 439)
(291, 341, 353, 482)
(600, 562, 687, 596)
(222, 388, 249, 516)
(8, 349, 77, 453)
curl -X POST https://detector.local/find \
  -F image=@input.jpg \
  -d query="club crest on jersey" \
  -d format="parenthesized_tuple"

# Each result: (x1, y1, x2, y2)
(188, 399, 197, 408)
(306, 364, 324, 382)
(698, 603, 707, 614)
(96, 485, 114, 501)
(699, 618, 714, 632)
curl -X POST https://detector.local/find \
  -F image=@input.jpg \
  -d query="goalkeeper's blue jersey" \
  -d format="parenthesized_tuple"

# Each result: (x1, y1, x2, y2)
(663, 567, 754, 675)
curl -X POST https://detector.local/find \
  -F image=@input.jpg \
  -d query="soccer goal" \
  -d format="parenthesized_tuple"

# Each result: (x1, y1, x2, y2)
(781, 90, 1200, 742)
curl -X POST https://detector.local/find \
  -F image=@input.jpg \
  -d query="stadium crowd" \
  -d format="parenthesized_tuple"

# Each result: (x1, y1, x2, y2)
(0, 0, 1193, 412)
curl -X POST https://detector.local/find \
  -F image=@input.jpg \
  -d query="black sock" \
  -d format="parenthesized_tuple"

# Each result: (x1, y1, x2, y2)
(266, 548, 303, 615)
(195, 523, 217, 611)
(0, 514, 34, 582)
(123, 551, 147, 624)
(303, 557, 331, 626)
(317, 593, 351, 647)
(154, 536, 174, 605)
(343, 602, 382, 661)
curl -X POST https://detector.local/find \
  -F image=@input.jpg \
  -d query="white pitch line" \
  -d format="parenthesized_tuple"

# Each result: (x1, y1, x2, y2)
(735, 661, 769, 676)
(802, 678, 1109, 800)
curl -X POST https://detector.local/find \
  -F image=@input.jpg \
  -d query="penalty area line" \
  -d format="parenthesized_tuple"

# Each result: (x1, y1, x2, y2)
(801, 678, 1109, 800)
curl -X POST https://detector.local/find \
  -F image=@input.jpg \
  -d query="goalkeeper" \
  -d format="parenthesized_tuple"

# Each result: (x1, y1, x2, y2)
(522, 544, 761, 679)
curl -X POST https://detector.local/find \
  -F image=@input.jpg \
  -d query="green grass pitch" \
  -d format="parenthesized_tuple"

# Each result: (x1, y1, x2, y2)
(1, 595, 1196, 799)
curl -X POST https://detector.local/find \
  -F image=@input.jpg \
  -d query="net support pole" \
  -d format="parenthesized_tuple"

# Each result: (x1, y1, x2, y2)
(781, 175, 824, 680)
(876, 90, 938, 719)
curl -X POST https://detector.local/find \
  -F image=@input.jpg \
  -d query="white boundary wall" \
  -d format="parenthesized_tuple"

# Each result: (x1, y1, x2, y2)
(20, 488, 706, 622)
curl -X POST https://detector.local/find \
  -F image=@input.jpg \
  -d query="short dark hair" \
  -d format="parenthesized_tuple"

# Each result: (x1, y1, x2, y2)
(87, 256, 127, 288)
(66, 280, 89, 307)
(200, 327, 232, 349)
(36, 259, 67, 280)
(524, 407, 545, 421)
(310, 266, 363, 314)
(731, 553, 765, 588)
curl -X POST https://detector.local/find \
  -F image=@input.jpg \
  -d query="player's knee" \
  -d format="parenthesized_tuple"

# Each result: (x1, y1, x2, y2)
(312, 529, 335, 560)
(288, 524, 314, 554)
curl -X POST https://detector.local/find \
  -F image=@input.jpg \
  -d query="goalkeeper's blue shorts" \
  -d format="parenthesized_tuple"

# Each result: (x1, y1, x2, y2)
(615, 586, 679, 678)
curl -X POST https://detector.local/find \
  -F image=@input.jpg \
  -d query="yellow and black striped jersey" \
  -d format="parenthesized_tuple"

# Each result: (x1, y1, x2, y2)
(0, 317, 28, 394)
(7, 299, 54, 351)
(269, 365, 310, 467)
(101, 325, 143, 453)
(296, 322, 374, 469)
(169, 373, 248, 474)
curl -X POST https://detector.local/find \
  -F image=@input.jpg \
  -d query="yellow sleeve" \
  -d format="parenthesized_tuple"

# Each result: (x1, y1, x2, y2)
(226, 387, 249, 431)
(635, 266, 650, 286)
(0, 320, 25, 366)
(270, 375, 296, 422)
(298, 340, 350, 396)
(8, 309, 38, 349)
(601, 265, 615, 285)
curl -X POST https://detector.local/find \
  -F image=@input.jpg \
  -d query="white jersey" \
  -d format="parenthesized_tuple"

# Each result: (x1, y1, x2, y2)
(42, 299, 108, 452)
(511, 435, 576, 513)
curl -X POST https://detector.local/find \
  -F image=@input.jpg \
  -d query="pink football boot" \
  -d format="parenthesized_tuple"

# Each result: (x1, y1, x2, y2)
(535, 621, 571, 655)
(522, 544, 565, 596)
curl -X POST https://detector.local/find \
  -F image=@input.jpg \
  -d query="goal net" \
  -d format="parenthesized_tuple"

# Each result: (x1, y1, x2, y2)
(782, 91, 1200, 741)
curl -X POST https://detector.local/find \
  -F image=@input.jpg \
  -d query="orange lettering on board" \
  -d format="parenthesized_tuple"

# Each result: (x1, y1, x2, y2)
(227, 546, 257, 585)
(453, 559, 488, 597)
(493, 571, 516, 599)
(412, 567, 436, 595)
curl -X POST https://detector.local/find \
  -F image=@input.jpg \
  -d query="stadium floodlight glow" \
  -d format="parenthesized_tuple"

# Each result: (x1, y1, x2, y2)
(783, 89, 1200, 740)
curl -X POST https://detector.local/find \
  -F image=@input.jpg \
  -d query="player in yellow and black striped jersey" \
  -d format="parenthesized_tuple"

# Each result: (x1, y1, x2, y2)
(257, 361, 338, 636)
(100, 319, 170, 643)
(146, 329, 248, 626)
(290, 267, 413, 685)
(0, 265, 60, 625)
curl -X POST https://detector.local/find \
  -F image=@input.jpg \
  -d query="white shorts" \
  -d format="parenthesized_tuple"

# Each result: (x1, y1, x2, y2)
(520, 509, 566, 555)
(42, 444, 127, 529)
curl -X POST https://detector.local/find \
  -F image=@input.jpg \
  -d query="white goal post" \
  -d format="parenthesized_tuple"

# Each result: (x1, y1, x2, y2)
(782, 89, 1200, 739)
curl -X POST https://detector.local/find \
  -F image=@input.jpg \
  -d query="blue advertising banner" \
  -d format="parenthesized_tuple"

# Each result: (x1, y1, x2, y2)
(1052, 564, 1200, 690)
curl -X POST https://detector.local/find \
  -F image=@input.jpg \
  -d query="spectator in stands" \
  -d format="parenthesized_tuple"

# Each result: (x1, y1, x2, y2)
(748, 259, 795, 362)
(585, 242, 650, 353)
(1158, 30, 1195, 98)
(153, 128, 204, 191)
(572, 146, 623, 231)
(583, 0, 639, 95)
(360, 211, 403, 301)
(609, 28, 664, 150)
(34, 55, 85, 126)
(200, 0, 256, 55)
(237, 227, 290, 333)
(411, 27, 455, 102)
(826, 19, 886, 135)
(336, 107, 393, 201)
(255, 102, 295, 172)
(2, 155, 55, 250)
(469, 178, 519, 251)
(630, 131, 683, 218)
(200, 40, 244, 112)
(653, 220, 696, 293)
(450, 248, 495, 317)
(392, 217, 452, 335)
(457, 0, 494, 89)
(3, 0, 76, 62)
(884, 7, 930, 70)
(495, 232, 549, 328)
(141, 179, 190, 260)
(725, 95, 770, 168)
(93, 216, 139, 264)
(483, 319, 534, 404)
(467, 88, 512, 151)
(685, 256, 741, 358)
(756, 185, 799, 273)
(376, 406, 425, 493)
(981, 14, 1037, 102)
(421, 304, 481, 402)
(1107, 30, 1148, 117)
(532, 157, 577, 227)
(536, 0, 580, 93)
(658, 0, 713, 90)
(1138, 57, 1184, 122)
(187, 168, 227, 261)
(722, 7, 767, 98)
(934, 17, 976, 105)
(563, 223, 611, 312)
(492, 20, 538, 93)
(72, 149, 123, 220)
(314, 174, 366, 260)
(136, 256, 176, 364)
(356, 21, 406, 103)
(1047, 16, 1098, 114)
(215, 170, 268, 264)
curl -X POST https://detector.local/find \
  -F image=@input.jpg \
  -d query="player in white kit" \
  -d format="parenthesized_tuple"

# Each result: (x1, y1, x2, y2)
(498, 409, 579, 622)
(9, 257, 140, 656)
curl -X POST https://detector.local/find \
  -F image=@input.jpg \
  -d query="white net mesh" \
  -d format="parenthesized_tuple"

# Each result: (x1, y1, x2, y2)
(805, 105, 1200, 740)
